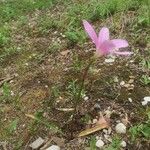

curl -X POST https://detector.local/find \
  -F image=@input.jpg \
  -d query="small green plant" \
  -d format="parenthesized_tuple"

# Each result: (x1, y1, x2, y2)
(89, 136, 96, 150)
(140, 75, 150, 85)
(71, 54, 84, 72)
(67, 79, 86, 103)
(0, 82, 11, 103)
(141, 59, 150, 69)
(6, 119, 19, 135)
(105, 136, 121, 150)
(81, 114, 91, 124)
(129, 112, 150, 141)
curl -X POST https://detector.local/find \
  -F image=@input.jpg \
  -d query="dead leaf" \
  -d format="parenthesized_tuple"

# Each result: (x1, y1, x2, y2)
(78, 115, 109, 137)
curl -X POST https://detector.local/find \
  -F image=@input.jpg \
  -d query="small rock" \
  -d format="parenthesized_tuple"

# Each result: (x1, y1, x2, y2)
(29, 137, 44, 149)
(46, 145, 60, 150)
(120, 141, 127, 147)
(128, 79, 134, 84)
(84, 96, 89, 101)
(128, 98, 132, 103)
(45, 85, 48, 88)
(142, 96, 150, 106)
(96, 139, 104, 148)
(115, 123, 126, 134)
(103, 129, 108, 134)
(142, 100, 148, 106)
(120, 81, 125, 86)
(114, 76, 119, 83)
(25, 63, 29, 66)
(105, 58, 115, 63)
(10, 91, 15, 96)
(104, 110, 112, 118)
(92, 119, 98, 124)
(124, 84, 130, 88)
(143, 96, 150, 102)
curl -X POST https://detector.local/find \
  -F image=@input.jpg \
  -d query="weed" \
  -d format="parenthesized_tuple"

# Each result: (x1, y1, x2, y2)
(129, 112, 150, 141)
(67, 79, 86, 103)
(81, 114, 91, 124)
(140, 75, 150, 85)
(105, 136, 121, 150)
(137, 0, 150, 26)
(0, 25, 10, 47)
(71, 54, 84, 72)
(0, 82, 11, 103)
(6, 119, 19, 135)
(141, 59, 150, 70)
(89, 136, 96, 150)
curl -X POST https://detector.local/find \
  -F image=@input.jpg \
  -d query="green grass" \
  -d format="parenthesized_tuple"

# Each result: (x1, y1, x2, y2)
(0, 0, 55, 24)
(129, 111, 150, 141)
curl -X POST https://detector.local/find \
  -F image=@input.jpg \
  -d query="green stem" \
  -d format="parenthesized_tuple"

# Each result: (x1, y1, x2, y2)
(75, 56, 96, 111)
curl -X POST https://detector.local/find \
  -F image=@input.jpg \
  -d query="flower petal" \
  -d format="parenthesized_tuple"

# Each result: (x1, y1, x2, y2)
(97, 27, 109, 48)
(83, 20, 98, 46)
(113, 51, 133, 56)
(111, 39, 128, 48)
(97, 40, 115, 55)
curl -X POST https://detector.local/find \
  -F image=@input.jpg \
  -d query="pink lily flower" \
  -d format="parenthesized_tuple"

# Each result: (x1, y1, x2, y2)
(83, 20, 132, 56)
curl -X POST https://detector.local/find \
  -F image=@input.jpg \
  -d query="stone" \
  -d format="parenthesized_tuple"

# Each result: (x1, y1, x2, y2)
(29, 137, 44, 149)
(46, 145, 60, 150)
(92, 119, 98, 124)
(128, 98, 132, 103)
(128, 79, 134, 84)
(144, 96, 150, 102)
(115, 123, 126, 134)
(142, 96, 150, 106)
(120, 81, 125, 86)
(103, 129, 108, 134)
(84, 96, 89, 101)
(96, 139, 104, 148)
(104, 58, 115, 63)
(120, 141, 127, 147)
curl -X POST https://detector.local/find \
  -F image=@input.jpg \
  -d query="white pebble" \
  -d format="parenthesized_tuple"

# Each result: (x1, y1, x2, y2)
(103, 129, 108, 134)
(46, 145, 60, 150)
(142, 100, 148, 106)
(96, 139, 104, 148)
(120, 81, 125, 86)
(141, 96, 150, 106)
(92, 119, 98, 124)
(104, 58, 115, 63)
(115, 123, 126, 134)
(143, 96, 150, 102)
(84, 96, 89, 101)
(120, 141, 127, 147)
(128, 98, 132, 103)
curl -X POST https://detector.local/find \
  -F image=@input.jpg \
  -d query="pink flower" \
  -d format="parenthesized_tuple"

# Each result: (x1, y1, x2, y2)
(83, 20, 132, 56)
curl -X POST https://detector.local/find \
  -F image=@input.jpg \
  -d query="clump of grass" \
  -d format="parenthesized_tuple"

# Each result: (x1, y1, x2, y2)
(137, 0, 150, 26)
(0, 0, 56, 23)
(0, 25, 11, 47)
